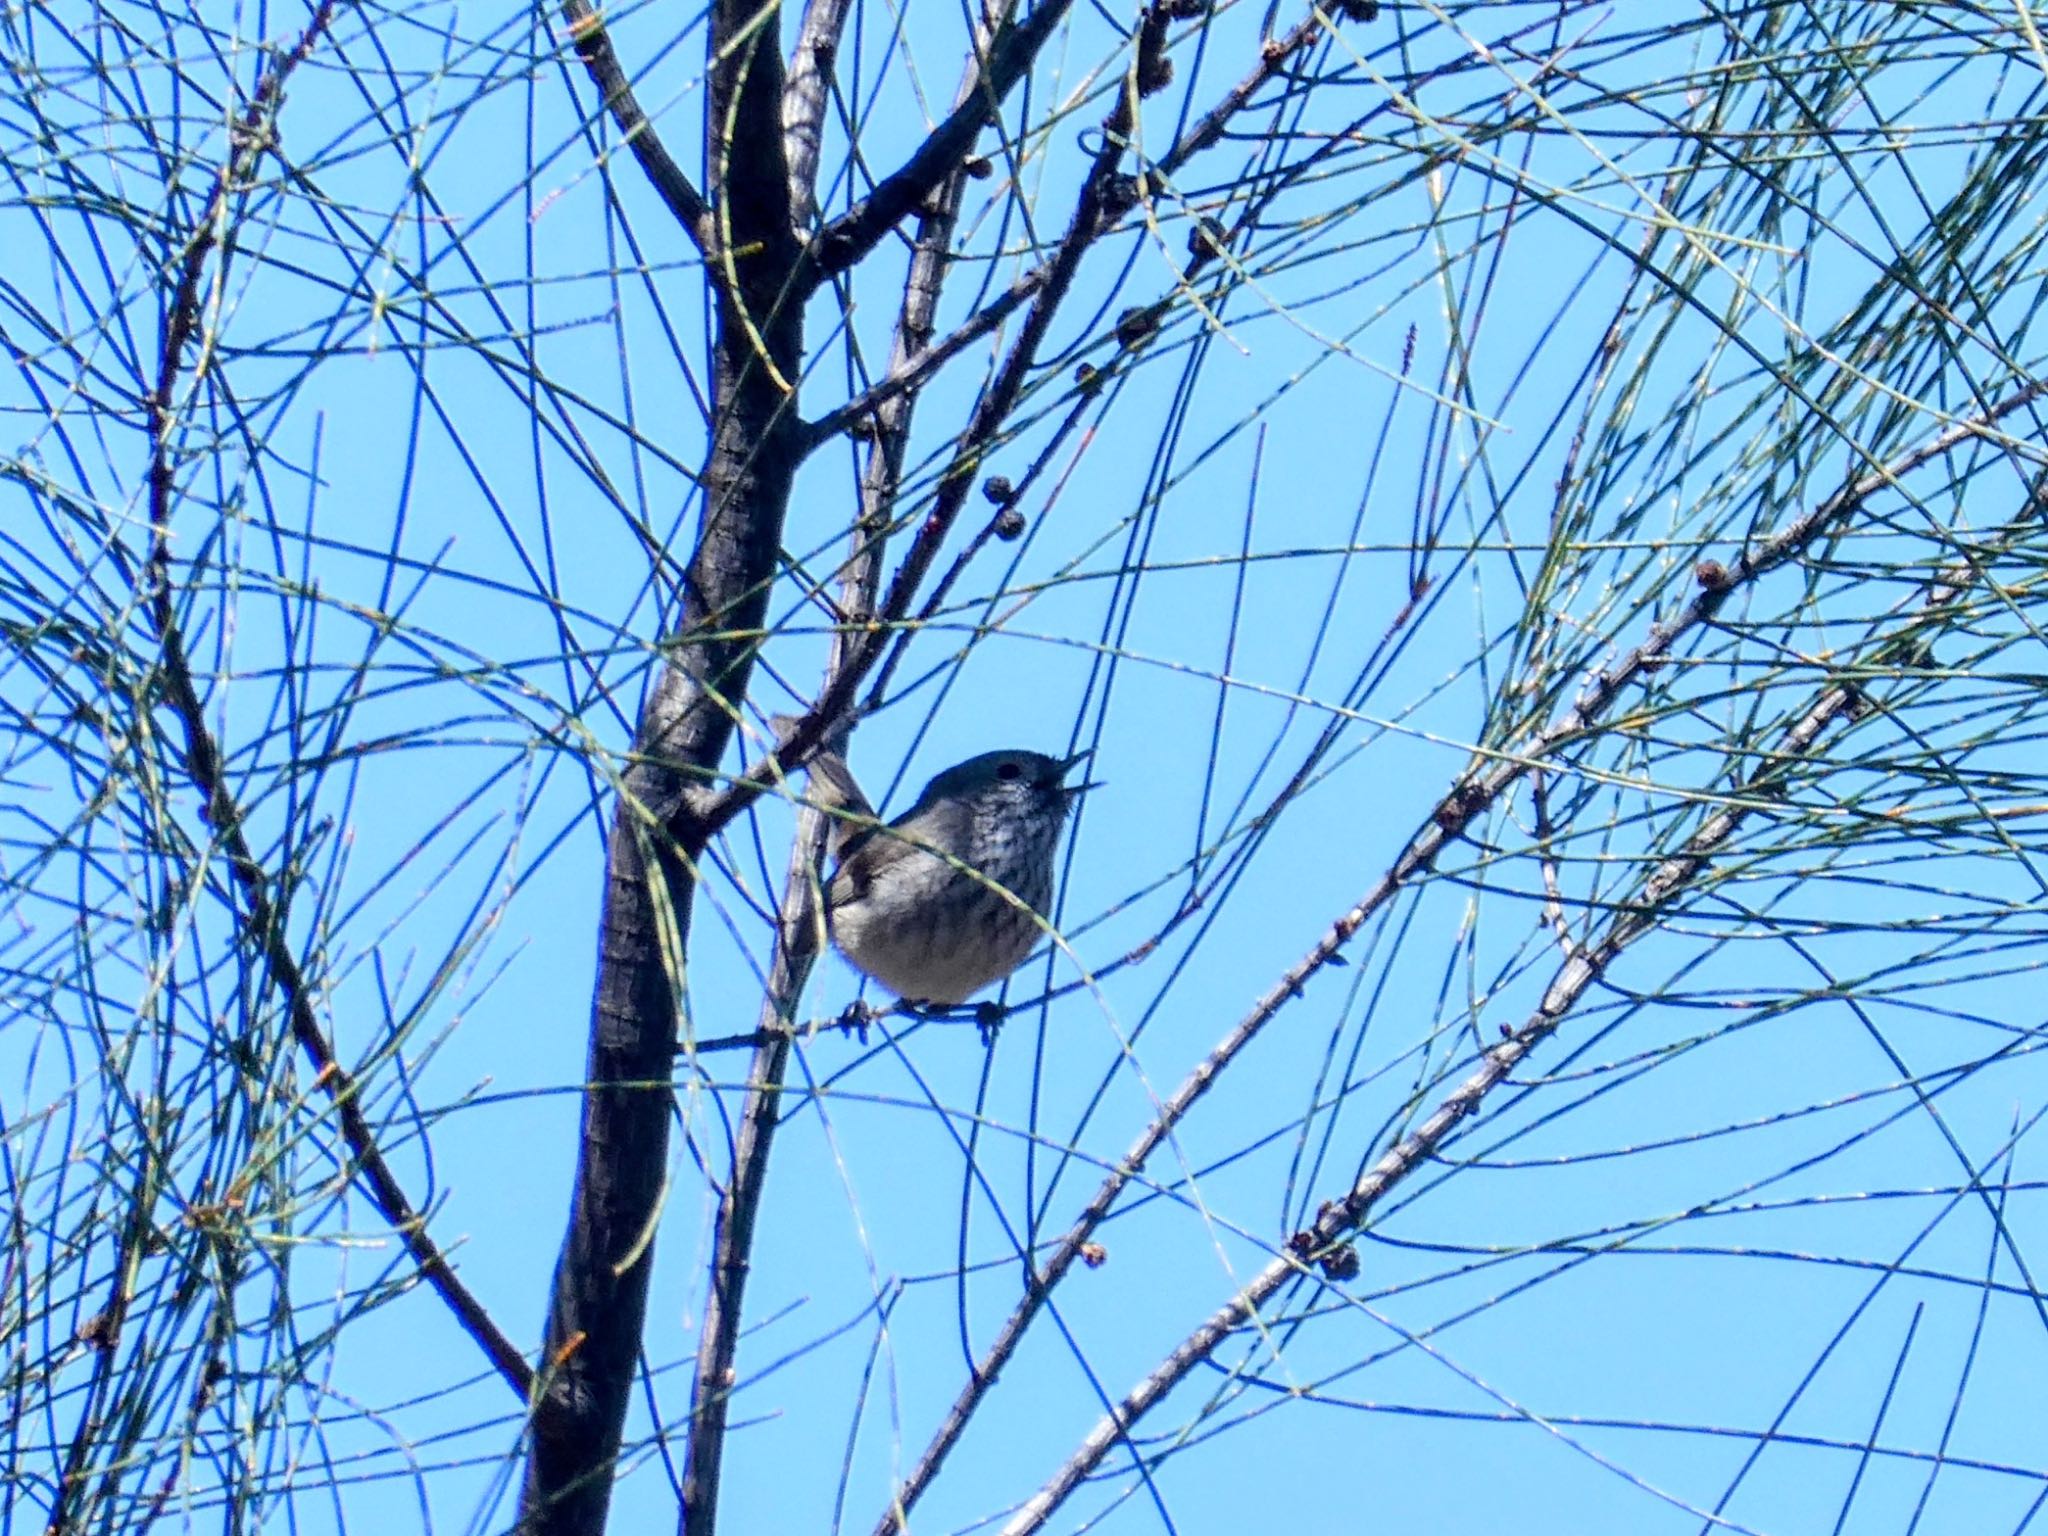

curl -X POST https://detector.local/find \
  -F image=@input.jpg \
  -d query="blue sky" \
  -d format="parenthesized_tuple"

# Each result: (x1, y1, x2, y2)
(7, 3, 2048, 1534)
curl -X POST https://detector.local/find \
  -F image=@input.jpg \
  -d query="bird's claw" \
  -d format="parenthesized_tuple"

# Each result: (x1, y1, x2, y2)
(836, 1000, 875, 1043)
(974, 1000, 1005, 1046)
(888, 997, 1005, 1045)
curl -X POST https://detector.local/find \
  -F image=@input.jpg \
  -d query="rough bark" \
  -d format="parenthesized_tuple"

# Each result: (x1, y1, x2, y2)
(519, 0, 803, 1522)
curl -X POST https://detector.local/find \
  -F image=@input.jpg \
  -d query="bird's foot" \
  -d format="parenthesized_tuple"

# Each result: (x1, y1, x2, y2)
(893, 998, 1004, 1044)
(974, 1000, 1005, 1047)
(835, 999, 877, 1043)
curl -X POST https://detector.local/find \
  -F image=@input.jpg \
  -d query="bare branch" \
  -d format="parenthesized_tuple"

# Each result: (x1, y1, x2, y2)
(524, 0, 808, 1528)
(140, 0, 534, 1409)
(680, 5, 1162, 847)
(682, 39, 995, 1525)
(803, 0, 1077, 287)
(802, 264, 1048, 448)
(1002, 519, 2040, 1527)
(996, 644, 1886, 1536)
(805, 0, 1406, 444)
(782, 0, 855, 230)
(559, 0, 714, 251)
(866, 381, 2047, 1535)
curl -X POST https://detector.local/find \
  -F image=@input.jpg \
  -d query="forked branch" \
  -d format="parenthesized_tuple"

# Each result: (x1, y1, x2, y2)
(682, 21, 1006, 1528)
(802, 0, 1076, 285)
(524, 0, 808, 1525)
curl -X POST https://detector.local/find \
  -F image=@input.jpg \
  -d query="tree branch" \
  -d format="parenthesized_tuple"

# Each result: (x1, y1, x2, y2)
(679, 2, 1167, 849)
(681, 30, 999, 1529)
(522, 0, 807, 1527)
(996, 609, 1928, 1536)
(140, 0, 533, 1408)
(678, 499, 879, 1536)
(803, 0, 1078, 288)
(782, 0, 856, 231)
(804, 0, 1409, 448)
(802, 264, 1048, 448)
(560, 0, 713, 252)
(866, 381, 2047, 1535)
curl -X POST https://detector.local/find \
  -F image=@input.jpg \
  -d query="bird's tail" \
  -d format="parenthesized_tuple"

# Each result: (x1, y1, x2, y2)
(770, 715, 875, 858)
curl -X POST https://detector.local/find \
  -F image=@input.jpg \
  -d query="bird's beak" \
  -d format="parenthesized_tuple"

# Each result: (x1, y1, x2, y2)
(1058, 748, 1101, 796)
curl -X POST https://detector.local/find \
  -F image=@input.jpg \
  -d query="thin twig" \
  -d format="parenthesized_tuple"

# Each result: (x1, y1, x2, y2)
(1530, 771, 1580, 962)
(802, 265, 1048, 448)
(678, 335, 886, 1536)
(559, 0, 713, 251)
(696, 0, 1414, 832)
(782, 0, 856, 230)
(138, 0, 534, 1405)
(866, 382, 2045, 1535)
(998, 658, 1875, 1536)
(524, 0, 807, 1519)
(678, 15, 1000, 1524)
(46, 1236, 137, 1534)
(803, 0, 1077, 285)
(681, 4, 1161, 846)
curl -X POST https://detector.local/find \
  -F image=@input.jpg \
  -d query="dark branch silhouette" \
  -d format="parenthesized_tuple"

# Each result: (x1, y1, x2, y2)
(137, 0, 535, 1430)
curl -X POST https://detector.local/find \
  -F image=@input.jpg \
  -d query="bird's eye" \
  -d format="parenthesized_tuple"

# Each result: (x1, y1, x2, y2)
(996, 760, 1023, 781)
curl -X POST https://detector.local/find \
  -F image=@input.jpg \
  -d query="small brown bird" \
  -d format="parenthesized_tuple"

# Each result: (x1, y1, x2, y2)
(806, 744, 1091, 1005)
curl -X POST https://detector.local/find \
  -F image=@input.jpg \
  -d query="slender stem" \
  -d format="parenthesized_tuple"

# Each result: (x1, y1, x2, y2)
(139, 0, 534, 1408)
(802, 0, 1072, 286)
(679, 15, 1001, 1526)
(560, 0, 713, 250)
(802, 265, 1048, 448)
(681, 9, 1156, 845)
(524, 0, 807, 1523)
(999, 663, 1876, 1536)
(868, 383, 2045, 1535)
(782, 0, 857, 230)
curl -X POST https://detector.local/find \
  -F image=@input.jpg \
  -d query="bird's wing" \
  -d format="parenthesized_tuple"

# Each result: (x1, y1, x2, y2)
(829, 814, 926, 901)
(828, 798, 965, 910)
